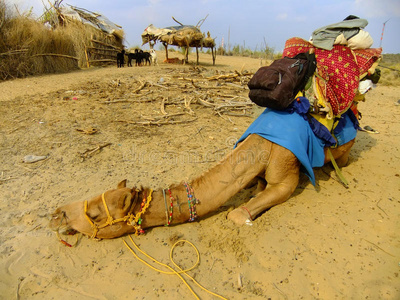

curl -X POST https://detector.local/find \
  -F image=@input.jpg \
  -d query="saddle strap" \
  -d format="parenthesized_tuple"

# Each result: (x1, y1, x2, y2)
(327, 148, 349, 188)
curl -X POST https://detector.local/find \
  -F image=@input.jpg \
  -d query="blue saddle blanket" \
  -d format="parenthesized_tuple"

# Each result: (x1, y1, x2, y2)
(235, 108, 357, 185)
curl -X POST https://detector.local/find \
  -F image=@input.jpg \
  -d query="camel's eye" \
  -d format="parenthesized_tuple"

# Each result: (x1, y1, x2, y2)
(88, 211, 101, 221)
(88, 213, 100, 221)
(87, 204, 102, 221)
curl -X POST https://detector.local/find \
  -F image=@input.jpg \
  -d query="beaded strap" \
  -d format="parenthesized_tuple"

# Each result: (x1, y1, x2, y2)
(183, 182, 199, 222)
(166, 189, 174, 226)
(132, 190, 153, 235)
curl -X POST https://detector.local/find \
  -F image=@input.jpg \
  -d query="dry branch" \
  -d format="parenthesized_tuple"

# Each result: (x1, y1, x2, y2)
(172, 16, 184, 26)
(189, 79, 245, 90)
(206, 71, 253, 81)
(160, 98, 168, 115)
(86, 46, 119, 53)
(0, 176, 18, 184)
(184, 97, 195, 115)
(133, 81, 147, 94)
(114, 117, 197, 126)
(141, 113, 185, 121)
(215, 103, 253, 111)
(91, 39, 121, 50)
(79, 143, 111, 160)
(76, 127, 98, 135)
(101, 92, 154, 104)
(30, 53, 79, 60)
(206, 73, 240, 80)
(0, 49, 28, 56)
(88, 59, 115, 63)
(197, 97, 215, 108)
(150, 82, 169, 89)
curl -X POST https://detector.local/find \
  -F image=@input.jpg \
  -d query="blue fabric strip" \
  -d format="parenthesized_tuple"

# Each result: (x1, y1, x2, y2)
(333, 110, 358, 146)
(235, 103, 357, 185)
(235, 108, 325, 185)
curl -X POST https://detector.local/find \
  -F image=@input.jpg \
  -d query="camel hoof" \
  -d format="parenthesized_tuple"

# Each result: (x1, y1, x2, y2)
(227, 208, 252, 226)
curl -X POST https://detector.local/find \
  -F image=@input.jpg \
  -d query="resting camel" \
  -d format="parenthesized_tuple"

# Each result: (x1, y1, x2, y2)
(49, 129, 354, 239)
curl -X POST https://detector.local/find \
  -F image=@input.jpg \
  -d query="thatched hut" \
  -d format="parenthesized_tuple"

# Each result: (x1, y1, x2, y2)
(57, 5, 124, 67)
(0, 2, 124, 80)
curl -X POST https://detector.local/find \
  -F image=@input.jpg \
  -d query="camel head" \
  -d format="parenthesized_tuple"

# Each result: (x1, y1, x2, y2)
(49, 180, 140, 239)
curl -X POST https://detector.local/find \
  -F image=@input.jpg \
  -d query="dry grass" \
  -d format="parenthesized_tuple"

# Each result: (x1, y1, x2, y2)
(379, 65, 400, 86)
(0, 2, 78, 79)
(0, 1, 122, 80)
(378, 54, 400, 86)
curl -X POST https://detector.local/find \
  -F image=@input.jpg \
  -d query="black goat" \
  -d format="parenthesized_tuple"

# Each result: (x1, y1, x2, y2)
(140, 50, 151, 66)
(127, 49, 151, 67)
(117, 49, 125, 68)
(128, 50, 139, 67)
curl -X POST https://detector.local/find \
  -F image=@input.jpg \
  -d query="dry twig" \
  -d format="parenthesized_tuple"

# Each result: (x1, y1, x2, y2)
(0, 176, 18, 184)
(133, 81, 147, 94)
(160, 98, 168, 115)
(361, 238, 394, 257)
(79, 143, 111, 161)
(115, 117, 197, 126)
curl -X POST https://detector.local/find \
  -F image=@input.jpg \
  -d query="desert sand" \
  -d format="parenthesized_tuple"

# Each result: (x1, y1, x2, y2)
(0, 51, 399, 299)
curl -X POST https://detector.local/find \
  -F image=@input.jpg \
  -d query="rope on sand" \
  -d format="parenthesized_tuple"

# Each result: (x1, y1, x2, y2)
(123, 235, 227, 299)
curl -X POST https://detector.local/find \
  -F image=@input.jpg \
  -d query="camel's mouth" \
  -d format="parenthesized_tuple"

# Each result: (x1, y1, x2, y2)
(49, 211, 76, 235)
(58, 226, 78, 236)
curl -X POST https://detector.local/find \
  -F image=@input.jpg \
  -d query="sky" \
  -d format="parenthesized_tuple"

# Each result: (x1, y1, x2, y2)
(7, 0, 400, 54)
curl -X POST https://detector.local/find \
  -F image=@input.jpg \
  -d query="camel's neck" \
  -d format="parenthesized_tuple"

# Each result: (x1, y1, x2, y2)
(140, 135, 269, 229)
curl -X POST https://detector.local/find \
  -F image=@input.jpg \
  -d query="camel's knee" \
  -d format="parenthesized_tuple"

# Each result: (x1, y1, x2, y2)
(267, 182, 297, 204)
(227, 178, 298, 226)
(227, 181, 297, 226)
(250, 177, 267, 196)
(335, 152, 351, 167)
(325, 139, 355, 166)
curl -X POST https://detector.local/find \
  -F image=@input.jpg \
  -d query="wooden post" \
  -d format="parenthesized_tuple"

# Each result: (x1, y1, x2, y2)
(84, 45, 90, 68)
(212, 47, 216, 66)
(185, 39, 190, 64)
(163, 42, 168, 60)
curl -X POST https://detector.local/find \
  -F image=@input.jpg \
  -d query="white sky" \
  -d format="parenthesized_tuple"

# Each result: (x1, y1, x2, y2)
(6, 0, 400, 53)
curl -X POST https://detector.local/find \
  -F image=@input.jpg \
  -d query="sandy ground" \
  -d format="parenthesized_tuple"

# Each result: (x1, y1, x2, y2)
(0, 51, 399, 300)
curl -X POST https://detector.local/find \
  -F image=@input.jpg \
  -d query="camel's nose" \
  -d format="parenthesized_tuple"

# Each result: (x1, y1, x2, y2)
(49, 210, 66, 230)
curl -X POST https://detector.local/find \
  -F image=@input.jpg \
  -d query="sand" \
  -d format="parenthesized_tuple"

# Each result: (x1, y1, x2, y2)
(0, 51, 399, 299)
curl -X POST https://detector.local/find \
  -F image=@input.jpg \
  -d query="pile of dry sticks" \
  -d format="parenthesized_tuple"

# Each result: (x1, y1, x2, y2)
(103, 66, 255, 125)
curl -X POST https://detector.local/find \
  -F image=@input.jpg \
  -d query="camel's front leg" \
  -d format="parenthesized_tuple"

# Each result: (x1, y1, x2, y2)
(228, 145, 300, 225)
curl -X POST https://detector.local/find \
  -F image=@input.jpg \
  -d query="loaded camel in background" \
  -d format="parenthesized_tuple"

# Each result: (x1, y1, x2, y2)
(141, 16, 216, 65)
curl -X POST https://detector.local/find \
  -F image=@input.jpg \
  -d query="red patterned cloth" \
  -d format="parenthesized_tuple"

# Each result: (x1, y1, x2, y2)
(282, 37, 382, 116)
(315, 45, 359, 115)
(283, 37, 314, 58)
(353, 47, 382, 76)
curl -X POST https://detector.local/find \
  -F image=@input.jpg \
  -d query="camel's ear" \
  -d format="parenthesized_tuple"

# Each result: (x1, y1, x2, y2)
(120, 192, 132, 212)
(117, 179, 127, 189)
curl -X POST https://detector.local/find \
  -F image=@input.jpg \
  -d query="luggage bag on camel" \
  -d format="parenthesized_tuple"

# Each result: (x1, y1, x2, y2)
(248, 52, 316, 110)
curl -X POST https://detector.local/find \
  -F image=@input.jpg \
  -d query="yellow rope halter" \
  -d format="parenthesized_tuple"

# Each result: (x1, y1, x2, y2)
(84, 190, 153, 239)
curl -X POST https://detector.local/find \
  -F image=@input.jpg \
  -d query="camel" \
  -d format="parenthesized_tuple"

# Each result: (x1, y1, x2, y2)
(49, 36, 379, 240)
(49, 131, 354, 240)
